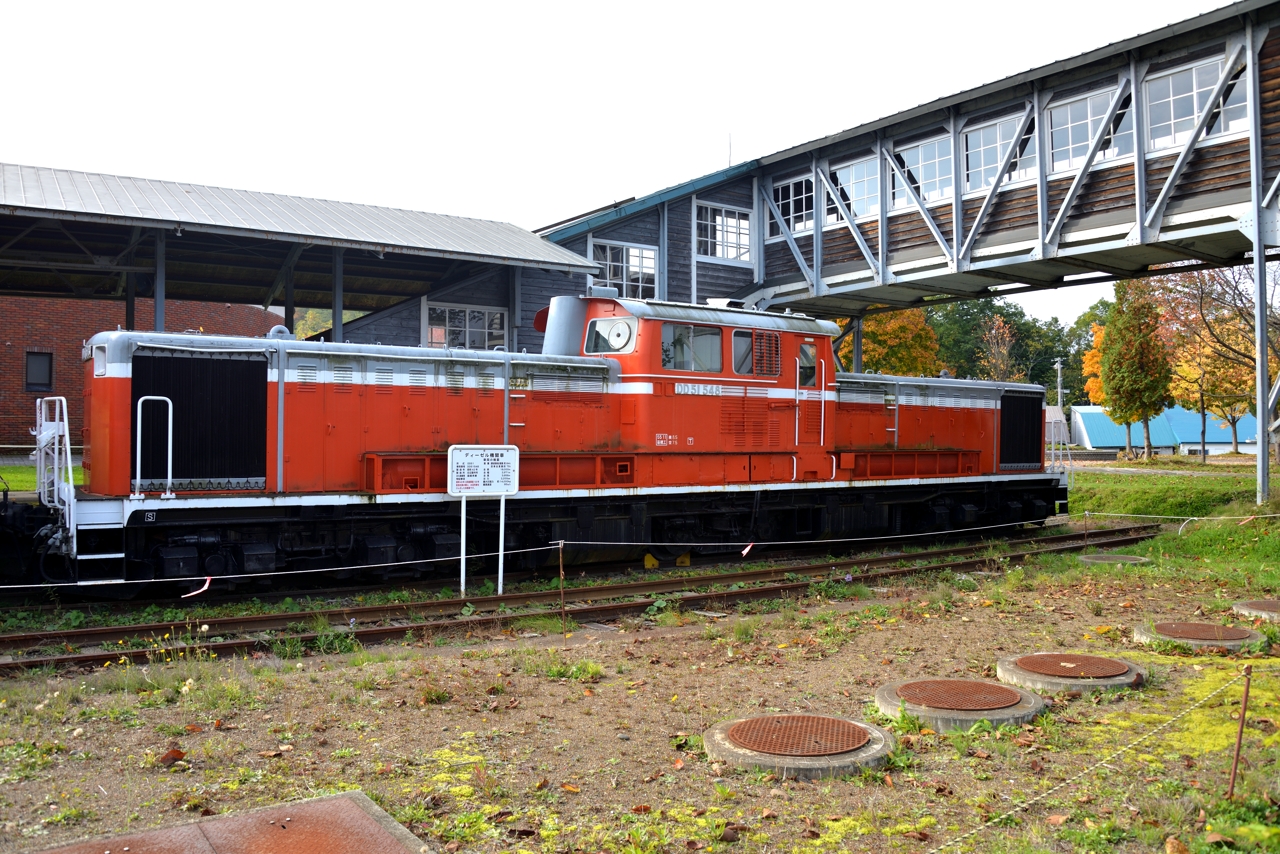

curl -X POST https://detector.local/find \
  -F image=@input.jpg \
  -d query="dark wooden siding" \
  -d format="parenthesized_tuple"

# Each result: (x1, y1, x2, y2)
(1146, 137, 1251, 212)
(695, 261, 753, 301)
(594, 210, 661, 246)
(963, 184, 1039, 248)
(697, 179, 754, 209)
(820, 220, 880, 268)
(764, 233, 814, 280)
(523, 235, 589, 353)
(343, 297, 420, 346)
(667, 201, 693, 303)
(887, 204, 952, 260)
(1062, 162, 1136, 230)
(1259, 30, 1280, 187)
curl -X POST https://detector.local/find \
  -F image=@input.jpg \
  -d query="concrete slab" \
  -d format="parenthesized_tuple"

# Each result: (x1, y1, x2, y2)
(1233, 600, 1280, 622)
(1133, 622, 1263, 652)
(38, 791, 430, 854)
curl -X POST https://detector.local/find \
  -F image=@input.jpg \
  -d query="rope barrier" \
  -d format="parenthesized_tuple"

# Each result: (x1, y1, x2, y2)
(923, 669, 1251, 854)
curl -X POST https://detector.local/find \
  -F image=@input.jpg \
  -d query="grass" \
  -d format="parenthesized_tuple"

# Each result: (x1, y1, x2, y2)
(0, 465, 84, 492)
(1069, 471, 1257, 518)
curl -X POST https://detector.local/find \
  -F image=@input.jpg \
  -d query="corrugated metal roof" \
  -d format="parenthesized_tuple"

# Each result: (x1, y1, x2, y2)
(1071, 405, 1256, 448)
(0, 163, 597, 274)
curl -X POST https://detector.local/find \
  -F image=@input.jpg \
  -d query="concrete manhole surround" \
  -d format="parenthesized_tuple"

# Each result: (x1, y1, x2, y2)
(997, 653, 1145, 693)
(703, 714, 894, 780)
(874, 678, 1044, 732)
(1133, 621, 1264, 651)
(1233, 600, 1280, 622)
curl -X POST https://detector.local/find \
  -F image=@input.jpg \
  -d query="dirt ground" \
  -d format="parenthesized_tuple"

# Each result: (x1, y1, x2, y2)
(1, 573, 1277, 854)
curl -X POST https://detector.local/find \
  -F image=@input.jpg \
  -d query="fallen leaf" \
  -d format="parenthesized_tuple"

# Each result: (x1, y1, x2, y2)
(801, 829, 821, 839)
(444, 842, 461, 853)
(971, 749, 991, 759)
(903, 830, 930, 841)
(672, 758, 685, 770)
(184, 724, 203, 733)
(279, 744, 294, 752)
(1165, 838, 1191, 854)
(560, 783, 580, 793)
(1085, 818, 1098, 829)
(685, 841, 706, 851)
(919, 728, 936, 736)
(213, 719, 223, 729)
(257, 750, 281, 758)
(1030, 758, 1044, 772)
(1047, 815, 1069, 826)
(761, 809, 777, 820)
(507, 827, 536, 839)
(720, 827, 739, 843)
(1204, 832, 1234, 845)
(693, 808, 707, 817)
(884, 773, 893, 788)
(159, 748, 185, 766)
(632, 805, 652, 814)
(583, 689, 594, 697)
(533, 778, 548, 791)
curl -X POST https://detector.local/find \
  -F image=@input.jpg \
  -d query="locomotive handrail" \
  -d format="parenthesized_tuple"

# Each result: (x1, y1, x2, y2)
(133, 396, 175, 499)
(34, 397, 77, 558)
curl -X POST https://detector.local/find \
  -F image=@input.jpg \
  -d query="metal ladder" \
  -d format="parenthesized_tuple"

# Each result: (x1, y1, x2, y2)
(34, 397, 77, 558)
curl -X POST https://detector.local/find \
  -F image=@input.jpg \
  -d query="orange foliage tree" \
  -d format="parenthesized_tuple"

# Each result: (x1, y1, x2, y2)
(1081, 323, 1106, 405)
(836, 310, 946, 376)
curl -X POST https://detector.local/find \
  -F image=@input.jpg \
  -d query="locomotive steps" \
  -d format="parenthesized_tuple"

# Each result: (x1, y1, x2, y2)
(0, 525, 1158, 671)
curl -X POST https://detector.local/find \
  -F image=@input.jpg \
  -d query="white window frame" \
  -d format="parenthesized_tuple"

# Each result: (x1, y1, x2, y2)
(420, 300, 508, 351)
(696, 203, 753, 266)
(591, 239, 658, 300)
(1144, 56, 1248, 153)
(826, 155, 880, 224)
(1046, 88, 1134, 175)
(890, 136, 953, 210)
(767, 174, 815, 238)
(962, 115, 1038, 195)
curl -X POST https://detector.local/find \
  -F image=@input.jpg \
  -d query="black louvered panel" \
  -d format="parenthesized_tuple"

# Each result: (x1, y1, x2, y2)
(131, 352, 267, 490)
(999, 393, 1044, 470)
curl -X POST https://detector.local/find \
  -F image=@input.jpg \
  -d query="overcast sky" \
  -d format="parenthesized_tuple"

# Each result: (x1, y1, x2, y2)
(1, 0, 1233, 325)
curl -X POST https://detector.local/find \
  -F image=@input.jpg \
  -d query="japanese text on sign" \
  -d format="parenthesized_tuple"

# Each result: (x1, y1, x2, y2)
(447, 445, 520, 497)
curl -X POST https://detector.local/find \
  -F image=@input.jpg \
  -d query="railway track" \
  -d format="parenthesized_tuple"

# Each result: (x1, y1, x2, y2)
(0, 524, 1158, 672)
(0, 518, 1075, 613)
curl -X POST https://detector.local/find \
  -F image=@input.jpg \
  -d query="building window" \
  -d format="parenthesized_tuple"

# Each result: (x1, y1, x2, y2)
(828, 157, 879, 220)
(1146, 59, 1247, 151)
(423, 303, 507, 350)
(25, 351, 53, 392)
(1047, 90, 1134, 172)
(964, 117, 1038, 192)
(891, 137, 953, 209)
(696, 205, 751, 262)
(592, 242, 656, 299)
(768, 176, 814, 236)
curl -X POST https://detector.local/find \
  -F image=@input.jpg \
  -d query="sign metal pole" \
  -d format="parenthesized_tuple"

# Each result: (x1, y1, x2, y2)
(497, 495, 506, 595)
(459, 495, 467, 596)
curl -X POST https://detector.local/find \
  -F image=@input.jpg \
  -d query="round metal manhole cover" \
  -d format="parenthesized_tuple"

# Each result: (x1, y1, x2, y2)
(1154, 622, 1252, 641)
(726, 715, 870, 756)
(1015, 653, 1129, 679)
(1239, 600, 1280, 613)
(896, 679, 1022, 711)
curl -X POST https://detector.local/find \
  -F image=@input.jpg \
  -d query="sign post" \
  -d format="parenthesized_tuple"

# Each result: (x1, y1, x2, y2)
(447, 445, 519, 595)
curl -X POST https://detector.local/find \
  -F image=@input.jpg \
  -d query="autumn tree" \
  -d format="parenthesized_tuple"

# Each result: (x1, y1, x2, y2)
(976, 315, 1026, 382)
(1100, 281, 1173, 458)
(1169, 320, 1256, 453)
(836, 310, 945, 376)
(1081, 323, 1107, 406)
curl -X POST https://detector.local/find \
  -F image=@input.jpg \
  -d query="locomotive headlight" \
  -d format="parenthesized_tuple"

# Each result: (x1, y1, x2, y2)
(607, 320, 632, 350)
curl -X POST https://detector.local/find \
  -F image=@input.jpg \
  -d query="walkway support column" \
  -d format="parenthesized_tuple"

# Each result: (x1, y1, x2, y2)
(332, 247, 344, 343)
(1247, 20, 1271, 503)
(853, 318, 863, 373)
(125, 273, 136, 331)
(153, 229, 165, 332)
(284, 267, 295, 334)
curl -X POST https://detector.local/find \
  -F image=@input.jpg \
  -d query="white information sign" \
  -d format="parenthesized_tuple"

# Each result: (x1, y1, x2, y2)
(446, 445, 519, 597)
(447, 445, 519, 497)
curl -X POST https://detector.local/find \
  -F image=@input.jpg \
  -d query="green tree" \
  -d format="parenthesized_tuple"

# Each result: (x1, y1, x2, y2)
(1063, 298, 1112, 408)
(925, 299, 1067, 390)
(1100, 281, 1173, 458)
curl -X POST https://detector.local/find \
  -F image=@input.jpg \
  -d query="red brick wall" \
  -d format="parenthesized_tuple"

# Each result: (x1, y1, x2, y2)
(0, 297, 282, 449)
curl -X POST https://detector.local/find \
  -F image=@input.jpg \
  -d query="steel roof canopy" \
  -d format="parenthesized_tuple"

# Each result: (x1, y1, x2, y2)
(0, 163, 597, 275)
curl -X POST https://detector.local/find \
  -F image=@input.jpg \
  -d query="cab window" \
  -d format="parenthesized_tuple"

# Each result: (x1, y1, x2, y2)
(662, 323, 722, 372)
(798, 343, 817, 387)
(584, 317, 637, 354)
(732, 330, 753, 374)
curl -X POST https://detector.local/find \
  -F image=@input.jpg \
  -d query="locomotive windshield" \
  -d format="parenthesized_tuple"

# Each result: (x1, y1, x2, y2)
(661, 323, 721, 372)
(584, 317, 637, 354)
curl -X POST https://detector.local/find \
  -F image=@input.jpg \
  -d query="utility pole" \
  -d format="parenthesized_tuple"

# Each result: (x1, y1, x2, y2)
(1053, 358, 1063, 407)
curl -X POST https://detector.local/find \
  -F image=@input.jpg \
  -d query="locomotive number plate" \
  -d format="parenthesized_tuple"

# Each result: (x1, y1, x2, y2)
(447, 445, 520, 497)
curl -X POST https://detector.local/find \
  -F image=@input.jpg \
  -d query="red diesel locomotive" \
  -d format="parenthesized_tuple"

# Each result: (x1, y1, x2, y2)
(19, 295, 1066, 587)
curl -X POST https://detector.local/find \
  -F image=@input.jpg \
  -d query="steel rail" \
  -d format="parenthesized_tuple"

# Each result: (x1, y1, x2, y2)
(0, 525, 1154, 653)
(0, 529, 1157, 672)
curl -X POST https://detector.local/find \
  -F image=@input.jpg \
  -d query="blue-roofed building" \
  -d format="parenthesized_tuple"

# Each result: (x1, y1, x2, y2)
(1071, 406, 1258, 455)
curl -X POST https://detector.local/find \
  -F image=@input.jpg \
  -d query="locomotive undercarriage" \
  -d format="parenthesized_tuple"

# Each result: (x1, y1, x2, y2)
(15, 478, 1067, 592)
